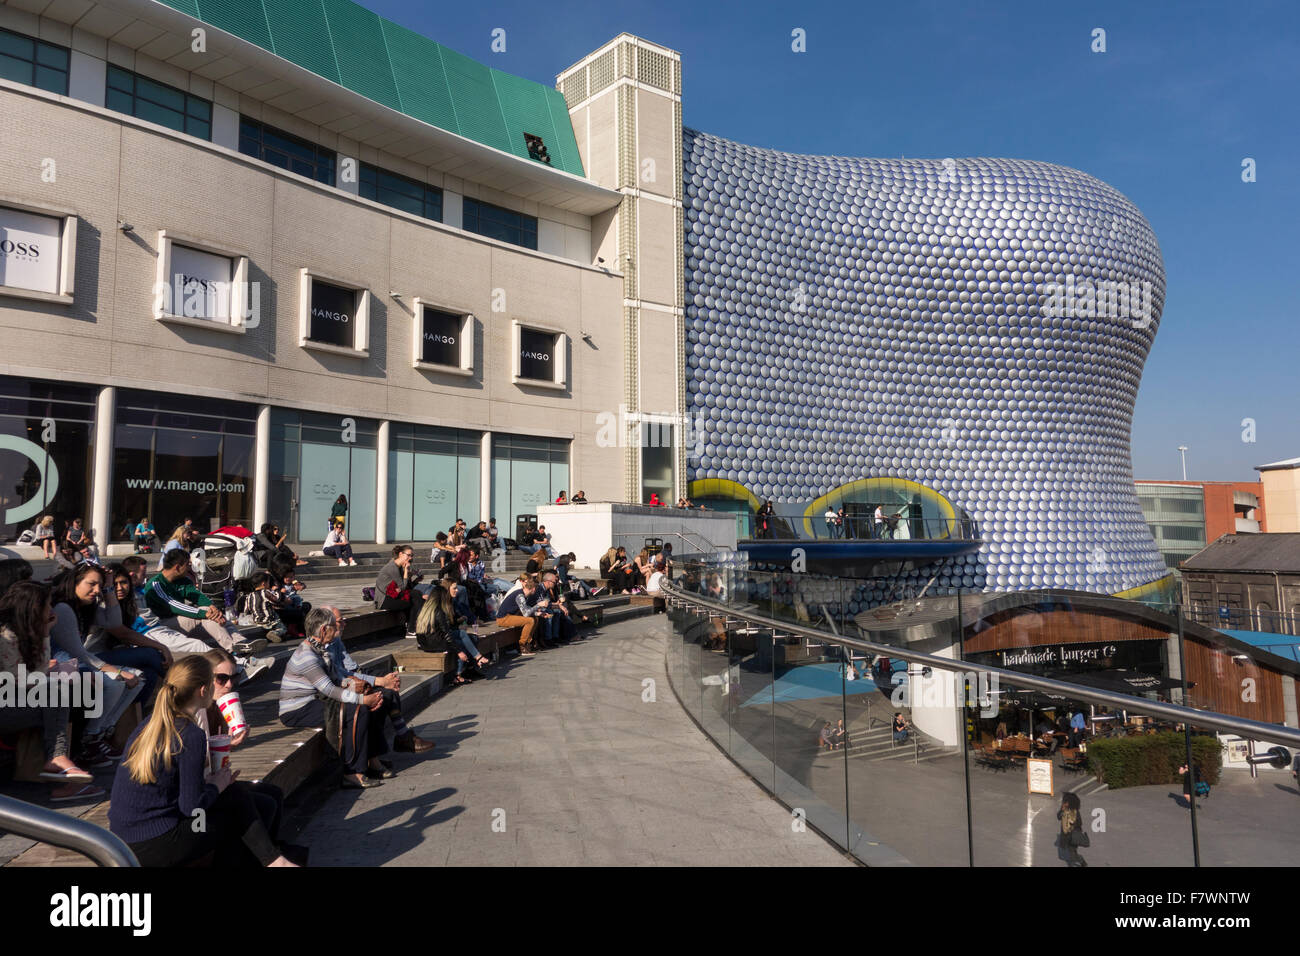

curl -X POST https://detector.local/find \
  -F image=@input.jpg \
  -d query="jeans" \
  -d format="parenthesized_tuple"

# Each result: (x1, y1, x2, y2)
(450, 629, 482, 675)
(98, 645, 166, 704)
(0, 686, 70, 760)
(159, 616, 237, 654)
(52, 653, 143, 737)
(453, 589, 476, 625)
(324, 544, 354, 562)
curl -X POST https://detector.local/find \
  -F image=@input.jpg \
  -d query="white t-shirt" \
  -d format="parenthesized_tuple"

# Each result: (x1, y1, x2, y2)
(874, 506, 884, 524)
(824, 509, 836, 521)
(325, 529, 346, 548)
(647, 571, 665, 593)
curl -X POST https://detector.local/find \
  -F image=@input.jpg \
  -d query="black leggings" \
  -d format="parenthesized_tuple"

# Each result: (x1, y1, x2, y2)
(380, 591, 424, 631)
(127, 780, 283, 867)
(281, 697, 389, 775)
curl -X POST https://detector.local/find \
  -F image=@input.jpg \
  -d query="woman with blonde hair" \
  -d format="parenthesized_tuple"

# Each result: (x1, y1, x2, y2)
(599, 546, 637, 595)
(34, 515, 56, 557)
(416, 581, 489, 684)
(109, 655, 298, 867)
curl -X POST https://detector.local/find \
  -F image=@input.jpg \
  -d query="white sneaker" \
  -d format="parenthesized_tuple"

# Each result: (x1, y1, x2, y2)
(348, 558, 358, 567)
(241, 656, 274, 682)
(339, 559, 348, 566)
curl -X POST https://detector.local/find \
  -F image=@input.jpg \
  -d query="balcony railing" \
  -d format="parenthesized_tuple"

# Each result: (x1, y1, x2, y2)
(662, 564, 1300, 866)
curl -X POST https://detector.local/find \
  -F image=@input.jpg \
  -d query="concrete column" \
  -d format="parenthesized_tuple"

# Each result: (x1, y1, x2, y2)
(253, 405, 271, 530)
(90, 386, 115, 545)
(479, 431, 492, 523)
(375, 420, 390, 544)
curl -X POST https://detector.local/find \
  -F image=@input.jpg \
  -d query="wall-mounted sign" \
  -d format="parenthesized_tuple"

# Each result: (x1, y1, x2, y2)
(309, 279, 355, 347)
(1000, 643, 1119, 668)
(0, 207, 61, 294)
(1027, 757, 1054, 795)
(170, 244, 233, 320)
(519, 326, 555, 381)
(420, 306, 461, 367)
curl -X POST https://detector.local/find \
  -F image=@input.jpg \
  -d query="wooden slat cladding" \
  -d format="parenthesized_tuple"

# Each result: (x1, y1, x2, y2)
(1183, 637, 1285, 724)
(964, 607, 1286, 723)
(964, 608, 1170, 654)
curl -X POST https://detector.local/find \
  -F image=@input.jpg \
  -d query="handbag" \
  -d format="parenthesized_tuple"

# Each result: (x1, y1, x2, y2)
(1069, 828, 1090, 848)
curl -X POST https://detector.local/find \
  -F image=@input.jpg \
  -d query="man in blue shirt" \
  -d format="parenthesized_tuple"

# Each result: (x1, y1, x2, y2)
(1068, 710, 1086, 747)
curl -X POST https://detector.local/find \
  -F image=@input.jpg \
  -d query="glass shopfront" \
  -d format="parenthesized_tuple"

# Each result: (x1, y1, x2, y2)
(0, 377, 94, 543)
(388, 423, 480, 541)
(492, 434, 569, 532)
(112, 391, 256, 540)
(269, 409, 377, 542)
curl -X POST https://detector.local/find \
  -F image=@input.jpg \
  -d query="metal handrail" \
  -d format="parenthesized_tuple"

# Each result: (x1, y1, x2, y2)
(611, 530, 720, 556)
(661, 579, 1300, 747)
(0, 793, 139, 867)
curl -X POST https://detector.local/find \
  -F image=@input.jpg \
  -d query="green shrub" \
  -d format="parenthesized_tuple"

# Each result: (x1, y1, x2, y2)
(1085, 733, 1223, 790)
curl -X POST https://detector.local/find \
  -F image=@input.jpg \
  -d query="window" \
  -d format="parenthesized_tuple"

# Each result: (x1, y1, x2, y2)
(106, 65, 210, 139)
(412, 301, 472, 373)
(112, 390, 257, 540)
(388, 423, 481, 540)
(153, 231, 252, 332)
(0, 202, 77, 303)
(0, 376, 95, 543)
(0, 27, 69, 96)
(359, 164, 442, 222)
(523, 133, 551, 165)
(511, 321, 566, 389)
(492, 434, 570, 534)
(298, 269, 369, 356)
(463, 197, 537, 250)
(270, 409, 378, 541)
(239, 118, 335, 185)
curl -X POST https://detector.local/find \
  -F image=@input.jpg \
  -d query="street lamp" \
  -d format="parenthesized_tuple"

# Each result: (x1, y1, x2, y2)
(1178, 445, 1188, 481)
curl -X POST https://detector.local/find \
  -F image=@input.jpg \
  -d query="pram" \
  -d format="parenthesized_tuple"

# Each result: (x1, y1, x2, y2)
(193, 531, 257, 599)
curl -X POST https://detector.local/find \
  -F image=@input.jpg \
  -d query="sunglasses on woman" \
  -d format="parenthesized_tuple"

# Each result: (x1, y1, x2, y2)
(214, 671, 237, 686)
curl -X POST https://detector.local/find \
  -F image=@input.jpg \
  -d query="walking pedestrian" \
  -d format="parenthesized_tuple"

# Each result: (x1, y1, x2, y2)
(1056, 791, 1089, 867)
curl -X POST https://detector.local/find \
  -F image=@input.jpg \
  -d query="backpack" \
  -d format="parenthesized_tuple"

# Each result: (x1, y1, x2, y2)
(16, 529, 34, 545)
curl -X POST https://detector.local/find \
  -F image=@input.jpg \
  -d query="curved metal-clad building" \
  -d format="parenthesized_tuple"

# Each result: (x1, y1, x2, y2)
(682, 127, 1169, 597)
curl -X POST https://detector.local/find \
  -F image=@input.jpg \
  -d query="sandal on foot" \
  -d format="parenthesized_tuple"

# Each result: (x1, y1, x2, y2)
(40, 765, 93, 783)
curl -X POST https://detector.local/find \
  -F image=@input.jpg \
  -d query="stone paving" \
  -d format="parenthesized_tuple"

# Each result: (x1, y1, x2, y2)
(293, 616, 854, 866)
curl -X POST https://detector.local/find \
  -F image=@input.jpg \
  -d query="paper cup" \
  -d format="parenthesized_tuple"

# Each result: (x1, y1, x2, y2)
(208, 733, 231, 773)
(216, 692, 247, 737)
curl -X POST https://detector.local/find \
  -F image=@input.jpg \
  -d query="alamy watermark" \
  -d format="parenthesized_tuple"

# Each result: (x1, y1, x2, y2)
(595, 404, 706, 459)
(1041, 275, 1154, 328)
(1, 665, 103, 718)
(889, 668, 999, 718)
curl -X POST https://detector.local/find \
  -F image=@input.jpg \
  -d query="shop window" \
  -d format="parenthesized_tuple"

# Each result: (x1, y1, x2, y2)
(299, 269, 370, 356)
(511, 321, 567, 389)
(388, 424, 481, 540)
(411, 301, 473, 374)
(463, 197, 537, 249)
(111, 390, 256, 540)
(268, 409, 378, 541)
(153, 231, 253, 332)
(0, 377, 95, 543)
(0, 201, 77, 304)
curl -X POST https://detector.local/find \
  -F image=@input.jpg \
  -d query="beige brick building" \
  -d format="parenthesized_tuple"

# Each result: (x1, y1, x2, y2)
(0, 0, 686, 545)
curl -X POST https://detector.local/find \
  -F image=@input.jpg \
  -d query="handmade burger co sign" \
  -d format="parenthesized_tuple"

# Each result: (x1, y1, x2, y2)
(999, 643, 1119, 667)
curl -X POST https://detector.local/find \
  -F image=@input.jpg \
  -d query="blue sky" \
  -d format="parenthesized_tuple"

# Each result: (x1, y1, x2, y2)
(367, 0, 1299, 482)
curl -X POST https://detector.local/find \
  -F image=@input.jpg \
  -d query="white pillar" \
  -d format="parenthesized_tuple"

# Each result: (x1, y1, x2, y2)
(375, 420, 390, 545)
(90, 386, 115, 544)
(480, 431, 492, 523)
(253, 405, 271, 530)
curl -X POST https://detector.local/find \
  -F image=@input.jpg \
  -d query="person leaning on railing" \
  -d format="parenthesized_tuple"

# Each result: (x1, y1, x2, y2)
(0, 580, 102, 802)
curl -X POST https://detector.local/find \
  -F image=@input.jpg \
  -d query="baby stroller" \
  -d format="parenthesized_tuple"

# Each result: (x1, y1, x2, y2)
(194, 531, 257, 599)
